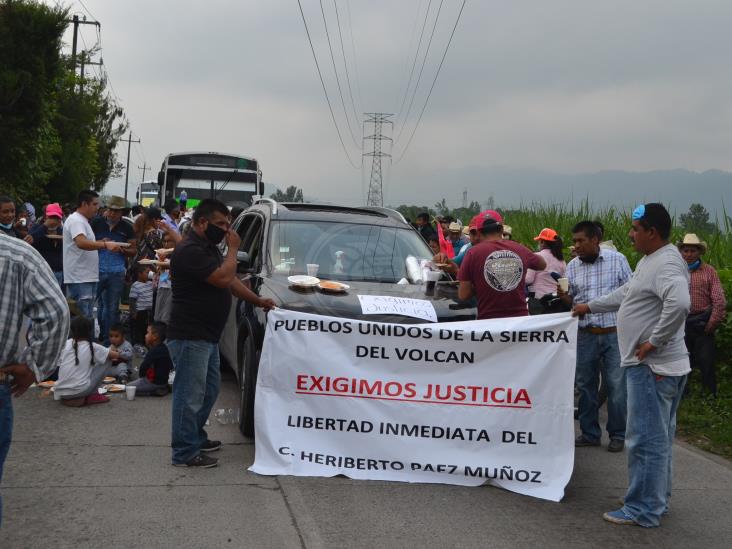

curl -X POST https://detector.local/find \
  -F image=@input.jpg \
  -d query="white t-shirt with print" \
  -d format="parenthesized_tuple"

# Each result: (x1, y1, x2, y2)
(54, 339, 111, 397)
(63, 211, 99, 283)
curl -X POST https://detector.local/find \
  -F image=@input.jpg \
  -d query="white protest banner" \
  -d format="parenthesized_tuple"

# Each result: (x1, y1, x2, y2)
(357, 295, 437, 323)
(250, 309, 577, 502)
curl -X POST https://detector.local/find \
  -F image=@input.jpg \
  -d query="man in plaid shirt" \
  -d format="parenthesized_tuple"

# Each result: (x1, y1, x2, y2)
(0, 233, 70, 526)
(559, 221, 632, 452)
(678, 233, 727, 396)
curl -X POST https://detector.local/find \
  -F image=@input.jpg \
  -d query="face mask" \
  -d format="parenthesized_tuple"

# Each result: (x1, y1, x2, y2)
(204, 223, 227, 244)
(0, 222, 12, 230)
(688, 259, 701, 271)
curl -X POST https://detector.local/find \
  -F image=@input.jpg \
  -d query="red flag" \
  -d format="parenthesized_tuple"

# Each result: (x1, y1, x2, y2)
(436, 222, 455, 259)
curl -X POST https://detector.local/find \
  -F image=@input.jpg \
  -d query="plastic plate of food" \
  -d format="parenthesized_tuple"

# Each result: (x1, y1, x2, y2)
(103, 376, 116, 384)
(287, 275, 320, 288)
(318, 280, 350, 293)
(37, 380, 56, 388)
(45, 234, 63, 240)
(155, 248, 175, 255)
(105, 384, 126, 393)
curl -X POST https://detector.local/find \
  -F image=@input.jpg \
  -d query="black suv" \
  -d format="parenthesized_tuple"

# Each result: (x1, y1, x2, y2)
(219, 200, 476, 437)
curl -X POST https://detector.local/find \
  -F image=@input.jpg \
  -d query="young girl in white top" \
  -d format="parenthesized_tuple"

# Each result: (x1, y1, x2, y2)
(54, 316, 120, 407)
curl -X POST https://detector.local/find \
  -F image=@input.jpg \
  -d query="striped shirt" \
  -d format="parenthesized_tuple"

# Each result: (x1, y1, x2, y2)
(689, 262, 727, 328)
(129, 281, 154, 311)
(0, 233, 70, 381)
(566, 248, 632, 328)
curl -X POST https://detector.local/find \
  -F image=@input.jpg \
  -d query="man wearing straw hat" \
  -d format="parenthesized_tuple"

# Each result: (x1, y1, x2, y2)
(678, 233, 726, 396)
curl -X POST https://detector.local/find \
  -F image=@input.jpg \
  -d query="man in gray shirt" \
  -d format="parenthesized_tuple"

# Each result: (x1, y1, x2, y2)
(573, 203, 690, 528)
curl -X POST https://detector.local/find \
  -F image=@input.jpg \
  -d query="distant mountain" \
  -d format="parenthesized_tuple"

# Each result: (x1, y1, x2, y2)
(440, 168, 730, 221)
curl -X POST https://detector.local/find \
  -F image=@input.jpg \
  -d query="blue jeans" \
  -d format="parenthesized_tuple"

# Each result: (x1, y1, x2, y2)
(575, 330, 626, 441)
(622, 365, 686, 527)
(53, 271, 64, 289)
(97, 271, 125, 343)
(66, 282, 98, 320)
(0, 383, 13, 528)
(168, 340, 221, 464)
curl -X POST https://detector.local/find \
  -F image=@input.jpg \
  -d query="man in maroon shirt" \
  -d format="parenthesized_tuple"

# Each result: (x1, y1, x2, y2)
(458, 216, 546, 319)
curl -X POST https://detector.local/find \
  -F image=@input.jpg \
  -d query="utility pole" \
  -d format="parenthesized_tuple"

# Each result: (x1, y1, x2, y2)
(78, 50, 103, 94)
(138, 163, 149, 182)
(363, 113, 393, 207)
(462, 188, 467, 209)
(67, 16, 100, 73)
(120, 132, 141, 204)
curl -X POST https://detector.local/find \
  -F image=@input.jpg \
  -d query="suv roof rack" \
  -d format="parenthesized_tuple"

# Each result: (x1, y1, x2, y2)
(251, 196, 278, 215)
(360, 206, 408, 225)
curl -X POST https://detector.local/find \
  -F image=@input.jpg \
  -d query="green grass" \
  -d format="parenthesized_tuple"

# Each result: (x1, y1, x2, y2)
(677, 366, 732, 459)
(502, 202, 732, 459)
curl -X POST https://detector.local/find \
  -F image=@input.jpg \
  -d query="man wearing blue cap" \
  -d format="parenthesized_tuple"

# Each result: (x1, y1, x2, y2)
(573, 203, 690, 528)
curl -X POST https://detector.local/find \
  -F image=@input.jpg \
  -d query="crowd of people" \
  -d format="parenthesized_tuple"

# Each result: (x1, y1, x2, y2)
(0, 193, 728, 528)
(415, 203, 726, 527)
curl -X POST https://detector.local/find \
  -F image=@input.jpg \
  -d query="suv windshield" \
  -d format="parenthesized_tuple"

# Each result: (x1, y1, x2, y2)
(269, 220, 432, 283)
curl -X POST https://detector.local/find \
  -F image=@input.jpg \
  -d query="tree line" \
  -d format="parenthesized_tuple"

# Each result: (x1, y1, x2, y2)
(0, 0, 126, 206)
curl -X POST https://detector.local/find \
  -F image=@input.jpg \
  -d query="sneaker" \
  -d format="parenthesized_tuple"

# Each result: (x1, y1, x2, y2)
(575, 435, 601, 447)
(200, 440, 222, 453)
(608, 439, 625, 453)
(603, 509, 638, 526)
(173, 454, 218, 468)
(85, 393, 110, 405)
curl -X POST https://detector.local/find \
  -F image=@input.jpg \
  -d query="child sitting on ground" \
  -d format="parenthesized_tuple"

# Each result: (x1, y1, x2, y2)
(54, 317, 121, 407)
(108, 323, 135, 383)
(129, 264, 154, 352)
(127, 321, 173, 396)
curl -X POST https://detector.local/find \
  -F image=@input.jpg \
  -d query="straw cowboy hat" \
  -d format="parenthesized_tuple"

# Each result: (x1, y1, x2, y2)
(677, 233, 707, 253)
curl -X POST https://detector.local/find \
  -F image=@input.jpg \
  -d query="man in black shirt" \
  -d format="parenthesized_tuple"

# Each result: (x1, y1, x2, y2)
(415, 212, 436, 242)
(168, 199, 274, 468)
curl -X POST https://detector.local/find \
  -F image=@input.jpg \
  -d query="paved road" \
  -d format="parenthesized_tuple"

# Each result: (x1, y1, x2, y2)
(3, 369, 731, 549)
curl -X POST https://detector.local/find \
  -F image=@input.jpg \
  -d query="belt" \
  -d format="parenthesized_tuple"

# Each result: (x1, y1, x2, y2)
(581, 326, 617, 335)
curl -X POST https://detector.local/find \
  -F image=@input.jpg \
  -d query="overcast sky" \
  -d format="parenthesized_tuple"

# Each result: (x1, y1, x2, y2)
(63, 1, 732, 208)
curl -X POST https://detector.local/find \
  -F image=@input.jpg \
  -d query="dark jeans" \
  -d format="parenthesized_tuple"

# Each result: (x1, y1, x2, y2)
(0, 382, 13, 528)
(97, 271, 125, 344)
(685, 324, 717, 395)
(575, 329, 626, 441)
(168, 340, 220, 464)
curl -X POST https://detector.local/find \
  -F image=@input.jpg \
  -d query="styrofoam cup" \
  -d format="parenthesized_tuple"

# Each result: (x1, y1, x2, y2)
(125, 385, 136, 401)
(557, 278, 569, 292)
(306, 264, 319, 277)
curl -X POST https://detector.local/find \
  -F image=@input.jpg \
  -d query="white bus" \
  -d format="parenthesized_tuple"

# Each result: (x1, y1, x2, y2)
(136, 180, 160, 207)
(157, 151, 263, 209)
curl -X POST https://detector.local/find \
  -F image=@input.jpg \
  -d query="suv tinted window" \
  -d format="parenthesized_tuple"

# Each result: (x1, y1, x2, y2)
(270, 220, 431, 283)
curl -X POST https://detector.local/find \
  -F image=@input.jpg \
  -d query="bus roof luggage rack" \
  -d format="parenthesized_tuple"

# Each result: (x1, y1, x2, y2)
(252, 197, 278, 215)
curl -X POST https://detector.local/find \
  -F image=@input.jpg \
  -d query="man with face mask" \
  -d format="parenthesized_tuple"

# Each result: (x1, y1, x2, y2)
(167, 199, 275, 468)
(91, 196, 136, 345)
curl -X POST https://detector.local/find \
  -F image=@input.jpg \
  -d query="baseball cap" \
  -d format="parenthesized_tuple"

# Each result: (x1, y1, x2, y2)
(45, 203, 63, 218)
(533, 228, 559, 241)
(469, 209, 504, 229)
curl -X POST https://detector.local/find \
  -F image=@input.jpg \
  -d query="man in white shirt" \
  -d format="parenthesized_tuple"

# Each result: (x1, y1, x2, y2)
(63, 190, 123, 319)
(574, 203, 690, 528)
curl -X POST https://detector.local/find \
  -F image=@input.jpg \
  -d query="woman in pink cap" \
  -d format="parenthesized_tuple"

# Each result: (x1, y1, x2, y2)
(28, 203, 65, 288)
(526, 228, 566, 313)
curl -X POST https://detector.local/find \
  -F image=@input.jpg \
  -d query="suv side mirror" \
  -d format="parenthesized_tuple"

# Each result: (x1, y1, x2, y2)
(237, 251, 253, 273)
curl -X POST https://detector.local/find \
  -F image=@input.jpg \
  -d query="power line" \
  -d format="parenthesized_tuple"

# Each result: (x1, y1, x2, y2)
(395, 0, 466, 164)
(394, 0, 444, 145)
(333, 0, 361, 134)
(319, 0, 361, 149)
(344, 0, 364, 114)
(296, 0, 359, 168)
(77, 0, 97, 21)
(394, 0, 431, 126)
